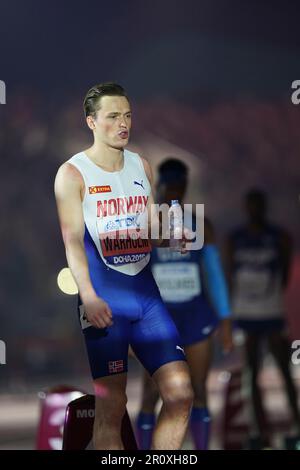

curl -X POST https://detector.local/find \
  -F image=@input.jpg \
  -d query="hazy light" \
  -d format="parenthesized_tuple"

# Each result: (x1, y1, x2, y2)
(57, 267, 78, 295)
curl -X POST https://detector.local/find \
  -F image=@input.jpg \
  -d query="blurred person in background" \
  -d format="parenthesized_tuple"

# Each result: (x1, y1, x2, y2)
(226, 188, 300, 448)
(136, 158, 233, 450)
(54, 83, 194, 450)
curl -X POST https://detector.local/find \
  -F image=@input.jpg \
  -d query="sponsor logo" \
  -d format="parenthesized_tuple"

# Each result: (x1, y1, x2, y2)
(202, 325, 213, 335)
(134, 180, 145, 190)
(108, 360, 124, 374)
(89, 185, 112, 194)
(141, 424, 153, 430)
(104, 214, 141, 232)
(176, 345, 185, 355)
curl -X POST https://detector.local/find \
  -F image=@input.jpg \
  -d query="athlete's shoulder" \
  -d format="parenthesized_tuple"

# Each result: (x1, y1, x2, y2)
(56, 161, 83, 182)
(55, 153, 85, 190)
(125, 148, 153, 183)
(138, 154, 153, 182)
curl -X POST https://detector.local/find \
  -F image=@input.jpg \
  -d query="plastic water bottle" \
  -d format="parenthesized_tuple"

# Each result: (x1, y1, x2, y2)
(168, 200, 183, 251)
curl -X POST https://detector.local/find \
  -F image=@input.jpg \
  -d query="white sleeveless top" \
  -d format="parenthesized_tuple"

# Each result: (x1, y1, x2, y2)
(68, 149, 151, 276)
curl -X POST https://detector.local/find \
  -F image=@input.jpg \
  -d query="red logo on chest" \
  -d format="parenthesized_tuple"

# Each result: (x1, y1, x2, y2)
(89, 185, 112, 194)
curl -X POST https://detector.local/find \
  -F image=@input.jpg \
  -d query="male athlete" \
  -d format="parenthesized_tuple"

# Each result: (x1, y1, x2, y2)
(136, 159, 233, 450)
(226, 188, 300, 447)
(54, 83, 193, 450)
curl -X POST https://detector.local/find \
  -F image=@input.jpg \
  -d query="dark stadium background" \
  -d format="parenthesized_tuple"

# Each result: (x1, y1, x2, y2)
(0, 0, 299, 449)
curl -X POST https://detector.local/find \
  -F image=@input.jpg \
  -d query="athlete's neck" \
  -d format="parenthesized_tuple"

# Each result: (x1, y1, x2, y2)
(85, 143, 124, 172)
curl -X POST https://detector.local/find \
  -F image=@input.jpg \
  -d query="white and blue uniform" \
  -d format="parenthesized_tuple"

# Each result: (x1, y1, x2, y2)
(151, 228, 219, 346)
(230, 224, 285, 333)
(68, 150, 185, 378)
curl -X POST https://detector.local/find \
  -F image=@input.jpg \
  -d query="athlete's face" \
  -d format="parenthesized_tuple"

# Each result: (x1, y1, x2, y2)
(88, 95, 132, 148)
(245, 195, 267, 224)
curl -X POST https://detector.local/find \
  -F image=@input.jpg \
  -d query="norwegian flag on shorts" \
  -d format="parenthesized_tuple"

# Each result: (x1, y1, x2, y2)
(108, 360, 124, 374)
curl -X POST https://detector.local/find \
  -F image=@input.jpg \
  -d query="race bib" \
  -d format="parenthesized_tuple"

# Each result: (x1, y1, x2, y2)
(96, 208, 151, 266)
(153, 262, 201, 303)
(234, 268, 272, 298)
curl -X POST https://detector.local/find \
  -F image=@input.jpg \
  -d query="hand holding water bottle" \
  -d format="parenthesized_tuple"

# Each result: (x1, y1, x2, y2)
(168, 200, 192, 253)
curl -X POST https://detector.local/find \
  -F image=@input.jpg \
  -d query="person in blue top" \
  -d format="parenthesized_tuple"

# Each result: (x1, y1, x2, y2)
(136, 158, 233, 450)
(226, 188, 300, 448)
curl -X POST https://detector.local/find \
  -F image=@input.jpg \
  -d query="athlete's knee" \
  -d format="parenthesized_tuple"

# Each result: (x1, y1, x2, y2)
(160, 374, 194, 410)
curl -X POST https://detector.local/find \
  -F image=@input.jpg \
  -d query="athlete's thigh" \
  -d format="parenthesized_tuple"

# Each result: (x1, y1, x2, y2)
(130, 299, 185, 377)
(169, 301, 218, 348)
(79, 310, 131, 379)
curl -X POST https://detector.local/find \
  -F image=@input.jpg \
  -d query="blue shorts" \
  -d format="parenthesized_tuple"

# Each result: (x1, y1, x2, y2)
(235, 318, 285, 334)
(166, 297, 219, 347)
(78, 229, 185, 379)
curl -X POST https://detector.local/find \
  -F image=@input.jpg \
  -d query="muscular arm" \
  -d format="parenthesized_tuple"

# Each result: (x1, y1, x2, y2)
(54, 163, 112, 328)
(55, 163, 95, 301)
